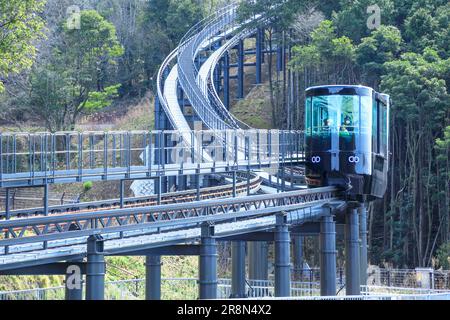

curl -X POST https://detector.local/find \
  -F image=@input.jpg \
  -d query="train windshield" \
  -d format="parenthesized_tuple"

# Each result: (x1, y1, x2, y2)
(306, 95, 359, 135)
(306, 93, 373, 154)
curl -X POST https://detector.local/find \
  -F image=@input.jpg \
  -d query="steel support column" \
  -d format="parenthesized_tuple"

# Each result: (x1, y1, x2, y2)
(345, 206, 360, 295)
(248, 242, 268, 281)
(277, 44, 284, 72)
(86, 235, 105, 300)
(274, 212, 290, 297)
(4, 188, 10, 246)
(119, 179, 125, 208)
(5, 188, 10, 220)
(231, 241, 246, 298)
(293, 234, 303, 280)
(359, 203, 368, 287)
(145, 255, 162, 300)
(43, 184, 49, 216)
(237, 40, 245, 99)
(320, 208, 337, 296)
(199, 223, 217, 300)
(65, 263, 83, 300)
(255, 29, 263, 84)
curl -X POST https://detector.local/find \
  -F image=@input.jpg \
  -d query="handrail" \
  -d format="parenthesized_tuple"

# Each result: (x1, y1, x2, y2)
(177, 3, 239, 130)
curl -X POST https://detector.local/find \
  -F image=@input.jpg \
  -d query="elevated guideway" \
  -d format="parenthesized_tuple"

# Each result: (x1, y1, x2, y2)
(0, 187, 339, 270)
(0, 2, 352, 301)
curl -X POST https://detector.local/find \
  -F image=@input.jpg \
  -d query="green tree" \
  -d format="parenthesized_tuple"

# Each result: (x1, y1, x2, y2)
(356, 25, 402, 88)
(332, 0, 395, 42)
(28, 10, 124, 131)
(0, 0, 45, 92)
(380, 49, 449, 267)
(165, 0, 204, 43)
(404, 8, 438, 53)
(290, 20, 357, 85)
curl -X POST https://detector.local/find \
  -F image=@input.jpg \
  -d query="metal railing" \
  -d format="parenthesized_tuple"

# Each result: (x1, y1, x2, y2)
(0, 130, 304, 188)
(177, 3, 239, 130)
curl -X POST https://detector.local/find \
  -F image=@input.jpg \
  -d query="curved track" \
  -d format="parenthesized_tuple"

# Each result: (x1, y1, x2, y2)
(0, 2, 338, 272)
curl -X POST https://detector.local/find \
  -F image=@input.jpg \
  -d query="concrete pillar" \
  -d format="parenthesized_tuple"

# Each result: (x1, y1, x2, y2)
(274, 212, 290, 297)
(231, 241, 246, 298)
(65, 263, 83, 300)
(345, 206, 360, 295)
(292, 234, 303, 280)
(145, 255, 162, 300)
(320, 209, 337, 296)
(248, 242, 268, 280)
(359, 203, 368, 287)
(199, 223, 217, 299)
(86, 235, 105, 300)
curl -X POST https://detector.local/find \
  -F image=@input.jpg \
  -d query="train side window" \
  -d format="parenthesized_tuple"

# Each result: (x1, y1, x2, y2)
(373, 99, 379, 153)
(305, 97, 312, 135)
(380, 104, 388, 156)
(360, 96, 372, 135)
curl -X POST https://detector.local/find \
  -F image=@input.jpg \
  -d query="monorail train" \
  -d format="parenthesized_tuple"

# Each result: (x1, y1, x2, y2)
(304, 85, 390, 200)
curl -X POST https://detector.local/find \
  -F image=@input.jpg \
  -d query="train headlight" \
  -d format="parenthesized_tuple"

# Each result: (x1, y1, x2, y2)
(312, 156, 321, 163)
(348, 156, 360, 163)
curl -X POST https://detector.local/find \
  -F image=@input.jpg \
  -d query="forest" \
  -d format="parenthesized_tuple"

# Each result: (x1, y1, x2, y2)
(0, 0, 449, 270)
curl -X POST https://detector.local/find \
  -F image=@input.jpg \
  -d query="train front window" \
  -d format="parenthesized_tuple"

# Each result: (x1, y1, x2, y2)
(307, 95, 359, 135)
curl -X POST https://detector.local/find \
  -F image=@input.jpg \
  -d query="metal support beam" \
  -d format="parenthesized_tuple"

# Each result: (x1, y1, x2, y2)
(218, 232, 274, 242)
(320, 208, 337, 296)
(290, 222, 321, 235)
(231, 241, 246, 298)
(0, 262, 86, 275)
(274, 212, 290, 297)
(115, 245, 201, 257)
(237, 40, 244, 99)
(86, 234, 105, 300)
(345, 205, 360, 295)
(65, 262, 83, 300)
(199, 223, 217, 300)
(359, 203, 368, 287)
(145, 255, 162, 300)
(248, 242, 268, 280)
